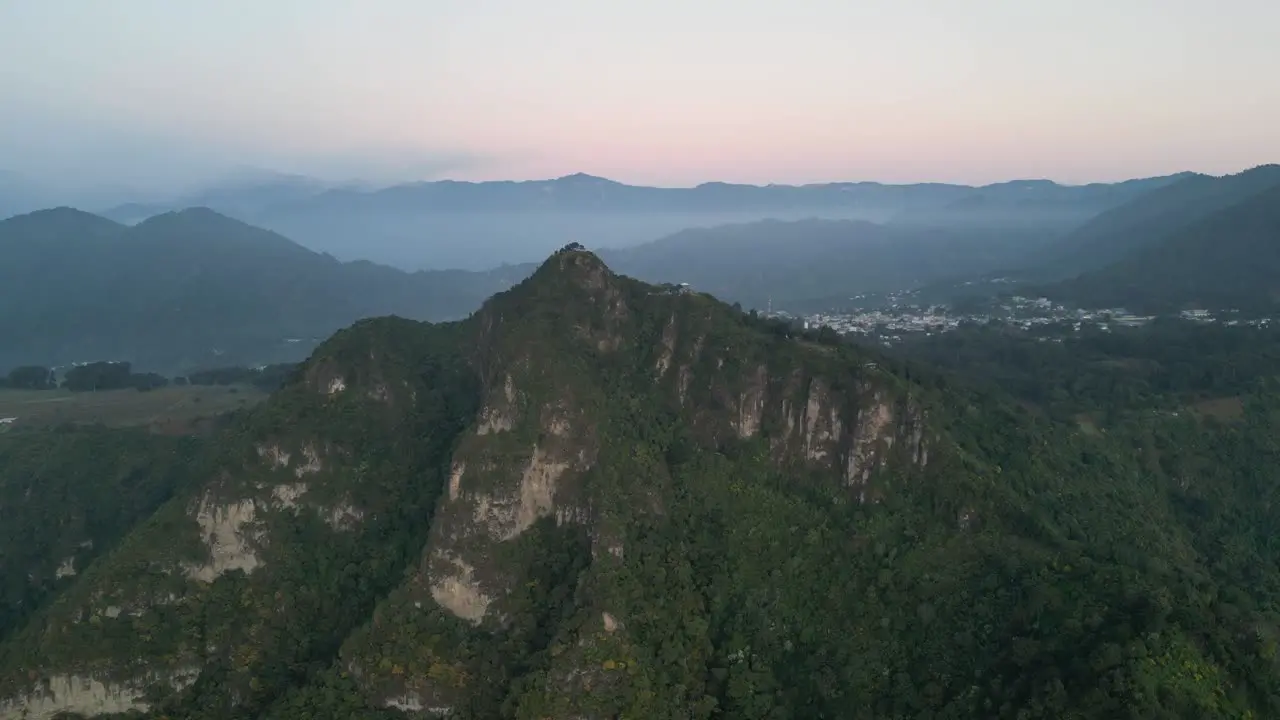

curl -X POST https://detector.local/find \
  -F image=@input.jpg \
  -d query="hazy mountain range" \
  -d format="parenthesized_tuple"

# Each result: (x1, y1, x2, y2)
(1044, 179, 1280, 312)
(0, 207, 527, 372)
(63, 171, 1187, 270)
(3, 164, 1279, 374)
(896, 164, 1280, 311)
(599, 219, 1059, 311)
(1030, 164, 1280, 279)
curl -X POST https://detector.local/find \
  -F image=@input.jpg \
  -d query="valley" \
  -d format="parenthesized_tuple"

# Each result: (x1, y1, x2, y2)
(0, 384, 264, 433)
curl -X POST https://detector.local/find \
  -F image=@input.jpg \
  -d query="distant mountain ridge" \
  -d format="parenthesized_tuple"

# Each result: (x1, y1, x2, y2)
(1044, 181, 1280, 312)
(0, 207, 527, 372)
(100, 172, 339, 225)
(1029, 164, 1280, 279)
(98, 171, 1179, 218)
(601, 217, 1066, 311)
(0, 176, 1220, 377)
(89, 171, 1185, 270)
(1, 166, 1253, 374)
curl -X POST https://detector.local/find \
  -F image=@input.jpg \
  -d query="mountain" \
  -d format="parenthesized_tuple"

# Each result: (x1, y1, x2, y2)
(99, 172, 338, 226)
(1044, 182, 1280, 312)
(601, 217, 1064, 311)
(0, 208, 528, 372)
(255, 172, 1177, 219)
(5, 248, 1280, 718)
(888, 174, 1190, 233)
(1029, 164, 1280, 279)
(99, 172, 1181, 271)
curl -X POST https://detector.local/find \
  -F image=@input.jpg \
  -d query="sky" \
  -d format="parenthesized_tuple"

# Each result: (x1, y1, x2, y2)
(1, 0, 1279, 195)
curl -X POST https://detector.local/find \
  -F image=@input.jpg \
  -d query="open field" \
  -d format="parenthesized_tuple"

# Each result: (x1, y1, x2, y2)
(0, 385, 268, 432)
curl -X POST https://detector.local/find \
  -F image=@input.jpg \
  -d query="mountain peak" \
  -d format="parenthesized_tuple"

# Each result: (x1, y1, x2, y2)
(130, 207, 242, 237)
(526, 243, 613, 291)
(2, 206, 114, 225)
(470, 243, 612, 314)
(0, 207, 123, 241)
(139, 205, 240, 227)
(129, 206, 317, 259)
(552, 172, 619, 185)
(479, 244, 618, 321)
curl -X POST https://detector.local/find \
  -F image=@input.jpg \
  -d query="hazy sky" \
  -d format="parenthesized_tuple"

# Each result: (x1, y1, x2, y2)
(2, 0, 1278, 194)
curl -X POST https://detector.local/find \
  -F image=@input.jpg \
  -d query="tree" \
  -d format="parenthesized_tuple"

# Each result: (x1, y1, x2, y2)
(5, 366, 55, 390)
(62, 361, 133, 392)
(815, 325, 842, 346)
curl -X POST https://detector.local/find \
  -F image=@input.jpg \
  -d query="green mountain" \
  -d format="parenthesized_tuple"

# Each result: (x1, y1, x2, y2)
(1045, 183, 1280, 312)
(1031, 164, 1280, 279)
(4, 249, 1280, 718)
(0, 207, 526, 373)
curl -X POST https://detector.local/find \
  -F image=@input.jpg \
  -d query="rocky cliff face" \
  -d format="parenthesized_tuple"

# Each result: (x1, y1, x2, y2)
(0, 668, 200, 720)
(0, 250, 947, 719)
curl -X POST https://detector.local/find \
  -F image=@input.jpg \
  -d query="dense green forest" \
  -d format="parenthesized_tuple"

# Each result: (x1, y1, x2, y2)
(4, 250, 1280, 719)
(0, 428, 202, 644)
(894, 318, 1280, 421)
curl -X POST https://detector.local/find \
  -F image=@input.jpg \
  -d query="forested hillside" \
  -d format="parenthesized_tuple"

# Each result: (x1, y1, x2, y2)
(890, 317, 1280, 716)
(4, 250, 1280, 719)
(602, 218, 1062, 310)
(894, 318, 1280, 421)
(0, 428, 202, 645)
(1031, 164, 1280, 279)
(1044, 183, 1280, 312)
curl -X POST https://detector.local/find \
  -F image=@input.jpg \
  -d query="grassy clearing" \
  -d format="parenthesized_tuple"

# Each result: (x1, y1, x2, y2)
(1074, 413, 1101, 435)
(0, 385, 267, 432)
(1190, 396, 1245, 422)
